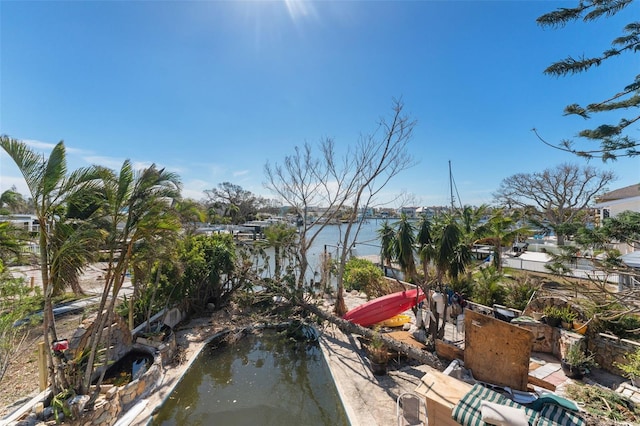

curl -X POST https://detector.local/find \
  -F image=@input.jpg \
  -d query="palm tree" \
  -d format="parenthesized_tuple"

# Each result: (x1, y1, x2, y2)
(130, 228, 180, 330)
(0, 136, 102, 393)
(173, 198, 206, 235)
(416, 215, 434, 280)
(476, 208, 529, 273)
(48, 219, 103, 296)
(459, 204, 488, 244)
(395, 213, 417, 283)
(473, 266, 506, 306)
(262, 222, 298, 281)
(422, 212, 473, 339)
(377, 220, 395, 275)
(80, 160, 181, 395)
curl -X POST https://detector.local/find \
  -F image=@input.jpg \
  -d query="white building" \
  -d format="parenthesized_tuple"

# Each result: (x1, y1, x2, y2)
(593, 183, 640, 288)
(0, 214, 40, 233)
(593, 183, 640, 223)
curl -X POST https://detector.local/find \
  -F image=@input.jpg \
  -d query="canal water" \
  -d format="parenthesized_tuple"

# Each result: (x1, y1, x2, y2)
(152, 330, 349, 426)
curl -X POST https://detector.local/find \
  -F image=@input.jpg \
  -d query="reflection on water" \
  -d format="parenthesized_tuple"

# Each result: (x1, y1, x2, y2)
(152, 330, 348, 426)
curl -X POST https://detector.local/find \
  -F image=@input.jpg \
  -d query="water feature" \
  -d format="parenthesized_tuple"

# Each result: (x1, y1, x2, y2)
(152, 329, 349, 426)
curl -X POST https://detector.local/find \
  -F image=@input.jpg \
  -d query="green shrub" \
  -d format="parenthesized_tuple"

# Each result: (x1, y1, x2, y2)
(558, 306, 578, 323)
(449, 273, 474, 300)
(343, 257, 388, 298)
(543, 305, 563, 319)
(505, 275, 538, 311)
(472, 266, 506, 307)
(614, 347, 640, 379)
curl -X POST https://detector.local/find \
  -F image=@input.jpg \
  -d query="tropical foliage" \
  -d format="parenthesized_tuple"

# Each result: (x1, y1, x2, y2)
(261, 223, 298, 282)
(472, 266, 506, 307)
(174, 233, 239, 312)
(475, 208, 528, 272)
(543, 211, 640, 336)
(343, 257, 388, 298)
(0, 136, 102, 393)
(0, 271, 41, 383)
(79, 161, 182, 394)
(0, 221, 30, 266)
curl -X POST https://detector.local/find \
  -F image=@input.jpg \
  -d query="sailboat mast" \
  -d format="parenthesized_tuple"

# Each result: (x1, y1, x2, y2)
(449, 160, 455, 212)
(448, 160, 463, 212)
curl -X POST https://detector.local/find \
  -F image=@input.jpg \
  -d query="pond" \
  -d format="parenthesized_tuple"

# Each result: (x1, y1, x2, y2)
(152, 329, 349, 426)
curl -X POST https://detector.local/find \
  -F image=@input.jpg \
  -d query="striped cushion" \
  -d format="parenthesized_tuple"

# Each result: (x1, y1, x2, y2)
(451, 383, 586, 426)
(452, 384, 538, 426)
(536, 403, 585, 426)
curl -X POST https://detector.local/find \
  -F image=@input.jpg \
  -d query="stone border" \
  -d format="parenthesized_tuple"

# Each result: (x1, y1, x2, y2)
(6, 345, 163, 426)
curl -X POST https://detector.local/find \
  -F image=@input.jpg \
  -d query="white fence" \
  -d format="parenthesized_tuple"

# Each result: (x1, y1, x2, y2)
(502, 257, 619, 284)
(502, 257, 550, 274)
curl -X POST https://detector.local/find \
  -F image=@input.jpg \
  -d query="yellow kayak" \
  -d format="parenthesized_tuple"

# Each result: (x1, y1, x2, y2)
(376, 314, 411, 328)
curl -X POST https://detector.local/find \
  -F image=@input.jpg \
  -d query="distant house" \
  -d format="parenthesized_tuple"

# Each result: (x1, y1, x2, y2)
(593, 183, 640, 265)
(398, 206, 419, 218)
(593, 183, 640, 223)
(359, 207, 374, 219)
(0, 214, 40, 233)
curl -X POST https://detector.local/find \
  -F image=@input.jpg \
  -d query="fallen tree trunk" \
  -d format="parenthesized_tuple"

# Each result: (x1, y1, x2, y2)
(300, 301, 444, 370)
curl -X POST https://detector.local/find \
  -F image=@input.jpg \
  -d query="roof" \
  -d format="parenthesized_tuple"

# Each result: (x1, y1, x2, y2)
(596, 184, 640, 203)
(518, 252, 552, 262)
(621, 251, 640, 269)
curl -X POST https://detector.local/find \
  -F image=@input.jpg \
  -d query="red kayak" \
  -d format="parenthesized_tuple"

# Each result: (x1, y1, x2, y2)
(343, 289, 425, 327)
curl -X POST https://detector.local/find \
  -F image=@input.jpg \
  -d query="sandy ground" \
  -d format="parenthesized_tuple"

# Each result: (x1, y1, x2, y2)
(0, 263, 118, 418)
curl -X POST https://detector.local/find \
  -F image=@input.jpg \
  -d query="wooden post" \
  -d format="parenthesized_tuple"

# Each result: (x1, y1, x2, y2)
(30, 276, 35, 289)
(38, 342, 47, 391)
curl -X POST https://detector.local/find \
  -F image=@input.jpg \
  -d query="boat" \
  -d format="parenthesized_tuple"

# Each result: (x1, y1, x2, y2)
(343, 289, 425, 327)
(375, 314, 411, 328)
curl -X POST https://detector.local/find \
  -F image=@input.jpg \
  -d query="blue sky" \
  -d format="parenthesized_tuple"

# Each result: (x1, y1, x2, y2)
(1, 0, 638, 208)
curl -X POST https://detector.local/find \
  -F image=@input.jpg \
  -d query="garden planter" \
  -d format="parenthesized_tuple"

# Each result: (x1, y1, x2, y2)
(572, 321, 588, 335)
(545, 316, 561, 327)
(561, 359, 585, 380)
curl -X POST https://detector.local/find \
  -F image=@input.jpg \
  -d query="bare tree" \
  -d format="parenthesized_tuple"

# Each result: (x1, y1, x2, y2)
(264, 99, 416, 315)
(493, 163, 616, 245)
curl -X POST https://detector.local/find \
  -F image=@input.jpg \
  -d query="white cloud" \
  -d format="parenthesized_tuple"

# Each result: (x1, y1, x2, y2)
(22, 138, 88, 156)
(22, 138, 57, 151)
(233, 169, 250, 177)
(82, 155, 125, 170)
